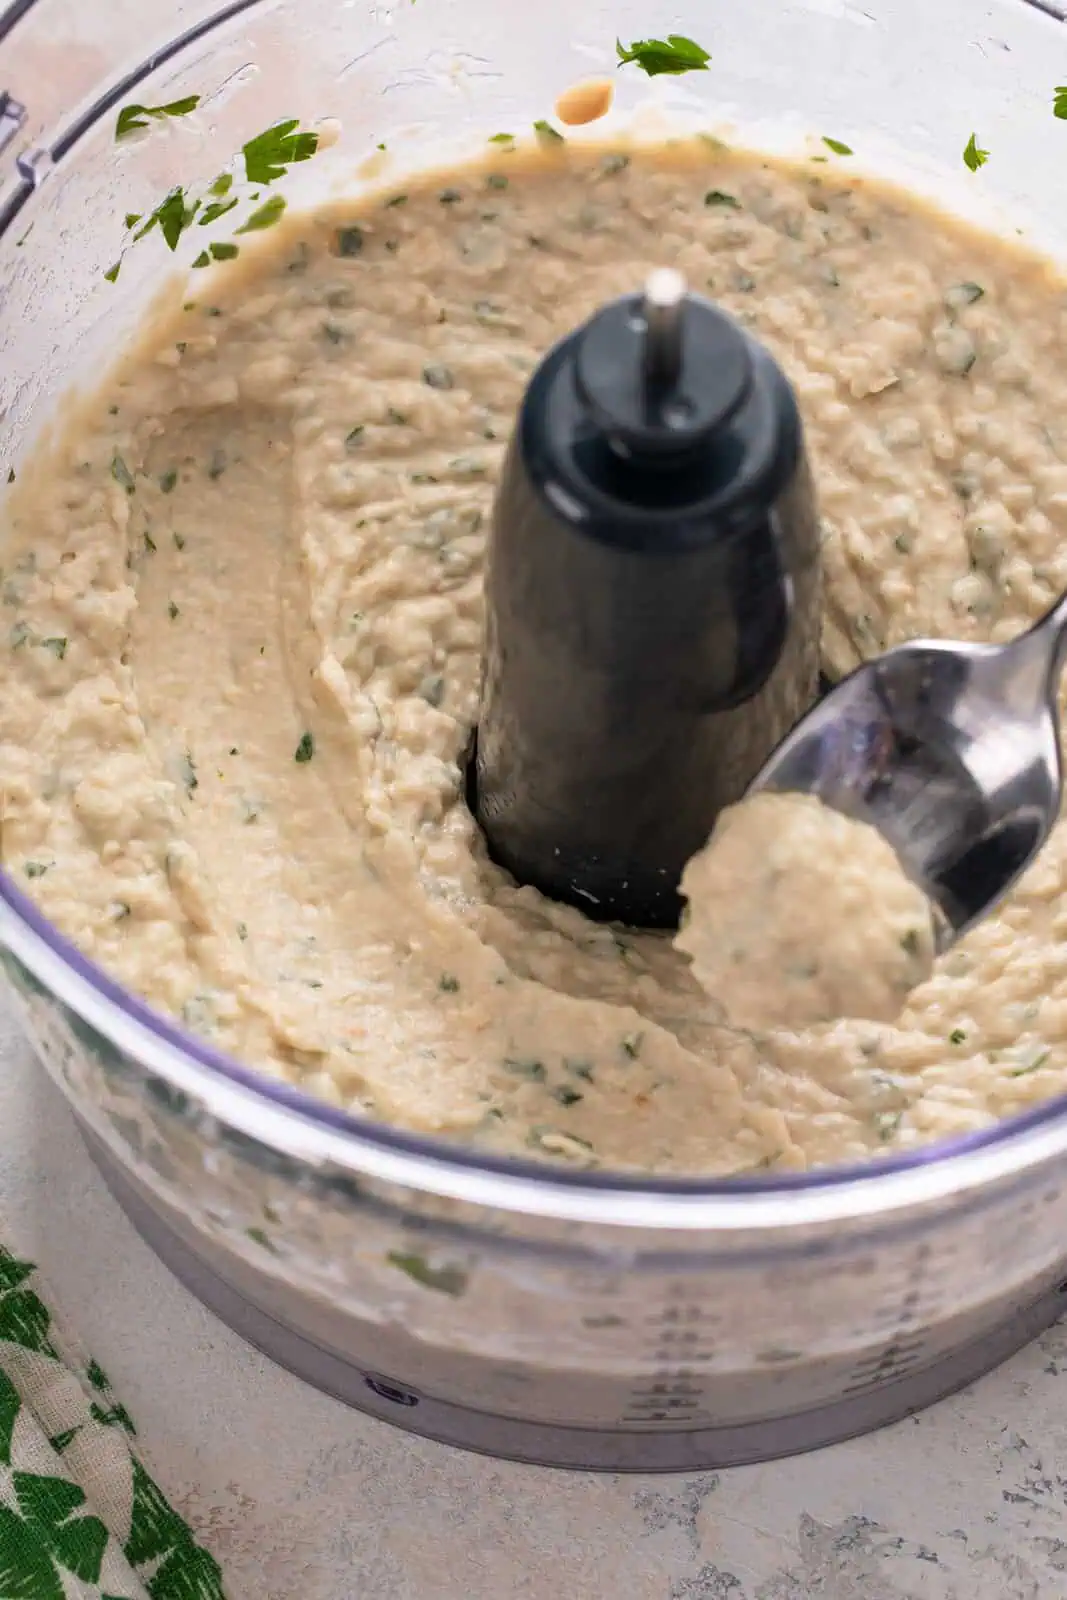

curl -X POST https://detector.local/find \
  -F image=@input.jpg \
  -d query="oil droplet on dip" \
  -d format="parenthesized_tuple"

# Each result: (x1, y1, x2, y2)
(555, 77, 615, 127)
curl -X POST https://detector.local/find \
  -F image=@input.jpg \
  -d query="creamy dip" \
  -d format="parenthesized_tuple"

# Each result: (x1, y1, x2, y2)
(3, 137, 1067, 1176)
(677, 792, 937, 1032)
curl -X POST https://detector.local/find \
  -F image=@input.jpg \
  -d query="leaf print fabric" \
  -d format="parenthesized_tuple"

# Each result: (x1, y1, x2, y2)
(0, 1243, 227, 1598)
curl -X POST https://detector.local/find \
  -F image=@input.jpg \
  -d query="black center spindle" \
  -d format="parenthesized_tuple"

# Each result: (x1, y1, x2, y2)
(469, 273, 823, 929)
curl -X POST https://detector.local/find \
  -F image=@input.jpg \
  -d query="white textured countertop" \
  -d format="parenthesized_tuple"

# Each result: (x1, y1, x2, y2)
(2, 1004, 1067, 1599)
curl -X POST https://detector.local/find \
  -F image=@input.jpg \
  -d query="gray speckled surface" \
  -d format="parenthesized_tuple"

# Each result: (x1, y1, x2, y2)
(3, 1006, 1067, 1599)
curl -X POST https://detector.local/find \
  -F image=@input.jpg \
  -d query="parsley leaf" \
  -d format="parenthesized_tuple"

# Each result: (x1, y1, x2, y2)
(294, 731, 315, 763)
(533, 119, 565, 144)
(242, 119, 319, 185)
(115, 95, 201, 141)
(822, 136, 853, 156)
(236, 194, 287, 233)
(1055, 86, 1067, 120)
(133, 186, 197, 251)
(615, 34, 710, 77)
(199, 196, 239, 227)
(963, 132, 989, 172)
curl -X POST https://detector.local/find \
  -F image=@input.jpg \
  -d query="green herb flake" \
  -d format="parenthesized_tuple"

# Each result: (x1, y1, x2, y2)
(294, 731, 315, 764)
(439, 974, 460, 993)
(345, 425, 366, 450)
(822, 136, 853, 156)
(179, 750, 199, 794)
(5, 469, 13, 484)
(191, 251, 211, 269)
(565, 1059, 595, 1083)
(335, 225, 364, 257)
(615, 34, 711, 77)
(1055, 86, 1067, 120)
(900, 929, 923, 958)
(134, 186, 195, 251)
(486, 173, 509, 191)
(245, 1226, 277, 1253)
(963, 133, 989, 172)
(875, 1110, 903, 1143)
(111, 454, 136, 493)
(242, 119, 319, 185)
(40, 636, 67, 660)
(503, 1057, 546, 1082)
(237, 921, 249, 941)
(168, 600, 180, 620)
(489, 133, 515, 145)
(387, 1252, 468, 1298)
(209, 172, 234, 197)
(23, 861, 51, 879)
(115, 95, 201, 140)
(237, 194, 287, 234)
(439, 187, 463, 204)
(945, 281, 984, 309)
(553, 1085, 584, 1108)
(173, 532, 186, 551)
(621, 1031, 644, 1060)
(533, 119, 565, 145)
(384, 193, 408, 208)
(949, 1028, 967, 1045)
(158, 469, 178, 494)
(124, 212, 142, 230)
(423, 364, 455, 391)
(705, 189, 741, 209)
(198, 198, 239, 227)
(1010, 1050, 1051, 1078)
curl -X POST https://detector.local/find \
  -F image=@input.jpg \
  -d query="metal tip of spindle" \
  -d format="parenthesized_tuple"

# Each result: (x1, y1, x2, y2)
(643, 268, 687, 393)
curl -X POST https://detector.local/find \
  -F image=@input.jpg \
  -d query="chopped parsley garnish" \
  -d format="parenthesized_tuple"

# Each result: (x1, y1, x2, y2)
(949, 1028, 966, 1045)
(237, 194, 287, 233)
(946, 281, 984, 308)
(822, 136, 853, 156)
(963, 133, 989, 172)
(439, 187, 463, 204)
(439, 974, 460, 993)
(705, 189, 740, 208)
(111, 454, 135, 493)
(387, 1252, 468, 1298)
(124, 212, 142, 229)
(621, 1031, 644, 1060)
(533, 119, 565, 144)
(5, 469, 14, 483)
(168, 600, 180, 620)
(553, 1085, 584, 1107)
(615, 34, 710, 77)
(423, 364, 455, 391)
(1011, 1050, 1051, 1077)
(173, 532, 186, 550)
(237, 921, 248, 941)
(1055, 87, 1067, 120)
(134, 186, 196, 251)
(209, 172, 234, 197)
(242, 119, 319, 185)
(345, 426, 366, 450)
(199, 198, 239, 227)
(40, 637, 67, 659)
(489, 133, 515, 146)
(159, 470, 178, 494)
(503, 1058, 546, 1082)
(900, 929, 923, 958)
(294, 731, 315, 763)
(336, 225, 365, 257)
(23, 861, 51, 879)
(179, 751, 199, 794)
(115, 95, 201, 140)
(143, 531, 157, 553)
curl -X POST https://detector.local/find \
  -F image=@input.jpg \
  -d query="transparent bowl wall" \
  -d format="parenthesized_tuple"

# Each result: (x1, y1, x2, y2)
(4, 0, 1067, 1451)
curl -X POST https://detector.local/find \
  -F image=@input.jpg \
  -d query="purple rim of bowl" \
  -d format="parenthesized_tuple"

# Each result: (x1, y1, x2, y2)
(2, 0, 1067, 1201)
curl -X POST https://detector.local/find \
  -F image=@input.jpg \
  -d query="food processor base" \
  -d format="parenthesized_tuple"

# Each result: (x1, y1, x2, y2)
(86, 1131, 1067, 1472)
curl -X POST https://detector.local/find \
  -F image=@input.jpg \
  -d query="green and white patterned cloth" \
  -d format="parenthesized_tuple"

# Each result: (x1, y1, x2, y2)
(0, 1242, 226, 1598)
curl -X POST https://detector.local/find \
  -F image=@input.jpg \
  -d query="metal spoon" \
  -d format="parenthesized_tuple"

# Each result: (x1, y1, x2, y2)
(747, 593, 1067, 948)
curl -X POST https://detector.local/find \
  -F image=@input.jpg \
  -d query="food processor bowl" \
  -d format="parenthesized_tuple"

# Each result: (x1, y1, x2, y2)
(4, 0, 1067, 1472)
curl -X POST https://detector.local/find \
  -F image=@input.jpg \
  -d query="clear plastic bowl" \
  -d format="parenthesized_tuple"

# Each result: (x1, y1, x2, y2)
(4, 0, 1067, 1470)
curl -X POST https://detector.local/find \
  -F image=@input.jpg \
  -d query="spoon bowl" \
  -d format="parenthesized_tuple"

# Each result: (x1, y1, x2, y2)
(749, 596, 1067, 948)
